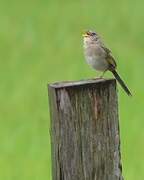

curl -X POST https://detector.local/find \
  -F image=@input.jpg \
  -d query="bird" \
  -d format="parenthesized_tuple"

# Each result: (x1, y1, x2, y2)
(83, 30, 132, 96)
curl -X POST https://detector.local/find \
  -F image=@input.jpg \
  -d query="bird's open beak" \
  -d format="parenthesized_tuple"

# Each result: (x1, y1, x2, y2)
(82, 33, 89, 37)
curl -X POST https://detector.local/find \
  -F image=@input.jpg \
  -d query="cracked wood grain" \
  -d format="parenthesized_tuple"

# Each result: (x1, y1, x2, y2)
(48, 78, 123, 180)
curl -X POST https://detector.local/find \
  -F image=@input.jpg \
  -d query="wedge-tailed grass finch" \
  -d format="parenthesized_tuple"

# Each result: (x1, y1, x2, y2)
(83, 30, 132, 96)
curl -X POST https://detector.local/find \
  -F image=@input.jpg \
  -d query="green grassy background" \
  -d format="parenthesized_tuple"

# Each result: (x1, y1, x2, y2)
(0, 0, 143, 179)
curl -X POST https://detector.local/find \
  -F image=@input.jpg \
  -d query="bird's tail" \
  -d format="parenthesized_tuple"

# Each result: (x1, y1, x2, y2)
(111, 69, 132, 96)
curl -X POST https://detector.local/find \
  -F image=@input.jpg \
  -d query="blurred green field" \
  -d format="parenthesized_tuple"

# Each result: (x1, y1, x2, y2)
(0, 0, 144, 179)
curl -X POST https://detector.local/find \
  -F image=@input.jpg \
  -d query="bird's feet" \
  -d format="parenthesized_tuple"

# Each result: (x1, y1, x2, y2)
(99, 71, 106, 79)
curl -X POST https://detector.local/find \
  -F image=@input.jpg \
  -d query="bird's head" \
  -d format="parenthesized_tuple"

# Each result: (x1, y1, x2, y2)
(83, 30, 99, 43)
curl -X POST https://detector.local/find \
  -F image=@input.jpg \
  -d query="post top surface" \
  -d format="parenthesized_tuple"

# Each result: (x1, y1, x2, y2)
(49, 78, 115, 89)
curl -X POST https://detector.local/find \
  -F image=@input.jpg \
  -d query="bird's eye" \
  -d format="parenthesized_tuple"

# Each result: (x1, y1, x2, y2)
(85, 31, 96, 36)
(91, 32, 96, 36)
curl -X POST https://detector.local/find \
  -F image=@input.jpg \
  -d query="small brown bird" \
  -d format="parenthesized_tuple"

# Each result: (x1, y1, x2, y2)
(83, 30, 132, 96)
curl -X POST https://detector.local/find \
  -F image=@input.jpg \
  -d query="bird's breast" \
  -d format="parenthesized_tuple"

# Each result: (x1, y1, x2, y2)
(84, 43, 109, 71)
(86, 55, 108, 71)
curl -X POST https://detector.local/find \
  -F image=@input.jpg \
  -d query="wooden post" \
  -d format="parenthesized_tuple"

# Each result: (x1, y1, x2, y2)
(48, 78, 123, 180)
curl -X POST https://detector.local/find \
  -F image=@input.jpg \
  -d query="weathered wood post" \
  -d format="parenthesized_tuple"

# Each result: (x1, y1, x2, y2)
(48, 78, 123, 180)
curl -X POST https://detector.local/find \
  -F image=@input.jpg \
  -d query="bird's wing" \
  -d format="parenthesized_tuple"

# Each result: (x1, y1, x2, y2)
(102, 45, 111, 54)
(107, 54, 117, 69)
(102, 45, 117, 69)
